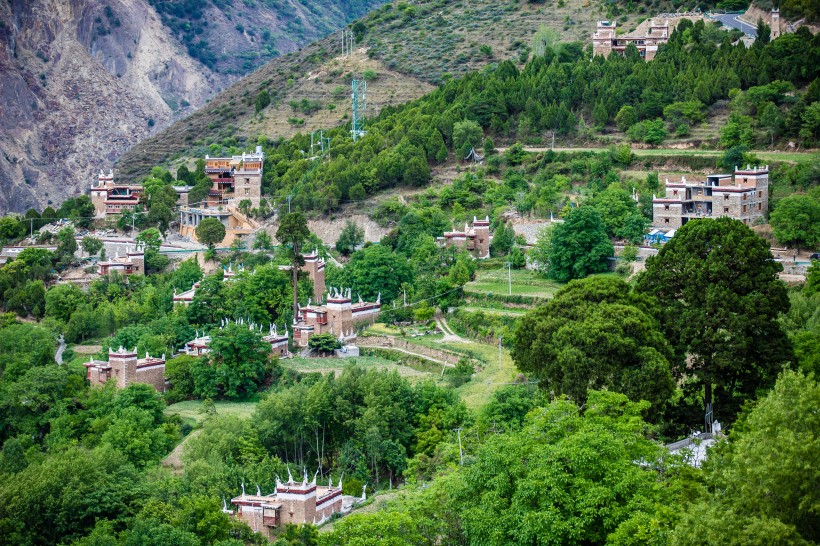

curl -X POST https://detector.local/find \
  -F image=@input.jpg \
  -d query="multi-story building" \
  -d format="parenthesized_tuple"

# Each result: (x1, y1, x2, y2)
(437, 216, 491, 259)
(203, 147, 265, 208)
(178, 148, 264, 247)
(84, 346, 166, 392)
(292, 288, 381, 348)
(90, 170, 144, 218)
(230, 473, 348, 534)
(592, 19, 671, 60)
(277, 251, 326, 301)
(97, 247, 144, 276)
(652, 165, 769, 228)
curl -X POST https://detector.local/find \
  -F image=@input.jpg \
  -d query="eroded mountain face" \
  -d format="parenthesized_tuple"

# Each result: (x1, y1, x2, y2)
(0, 0, 384, 214)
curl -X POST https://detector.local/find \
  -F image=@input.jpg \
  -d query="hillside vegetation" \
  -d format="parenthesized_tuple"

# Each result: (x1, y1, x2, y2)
(0, 0, 387, 214)
(116, 0, 617, 180)
(121, 21, 820, 218)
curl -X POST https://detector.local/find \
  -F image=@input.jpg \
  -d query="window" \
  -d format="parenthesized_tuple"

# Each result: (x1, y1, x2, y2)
(758, 203, 762, 210)
(758, 191, 762, 198)
(724, 194, 729, 200)
(664, 205, 670, 211)
(743, 205, 747, 213)
(245, 188, 250, 195)
(724, 207, 729, 213)
(673, 190, 678, 196)
(664, 218, 670, 224)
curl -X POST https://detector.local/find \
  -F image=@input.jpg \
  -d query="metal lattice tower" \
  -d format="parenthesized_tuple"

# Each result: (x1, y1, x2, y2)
(351, 79, 366, 142)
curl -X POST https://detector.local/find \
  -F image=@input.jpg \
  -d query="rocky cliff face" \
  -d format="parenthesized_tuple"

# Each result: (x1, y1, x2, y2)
(0, 0, 385, 214)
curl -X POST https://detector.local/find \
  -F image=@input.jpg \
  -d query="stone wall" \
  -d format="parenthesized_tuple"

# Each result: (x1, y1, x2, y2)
(356, 335, 462, 366)
(136, 365, 166, 392)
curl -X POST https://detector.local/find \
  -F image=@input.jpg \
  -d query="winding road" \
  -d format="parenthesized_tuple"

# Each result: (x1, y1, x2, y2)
(55, 335, 65, 365)
(709, 13, 758, 38)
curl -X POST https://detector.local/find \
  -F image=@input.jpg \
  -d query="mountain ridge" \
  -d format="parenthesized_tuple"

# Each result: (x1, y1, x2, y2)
(116, 0, 610, 182)
(0, 0, 386, 214)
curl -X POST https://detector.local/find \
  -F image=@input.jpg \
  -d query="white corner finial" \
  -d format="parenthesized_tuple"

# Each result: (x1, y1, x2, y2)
(241, 481, 245, 496)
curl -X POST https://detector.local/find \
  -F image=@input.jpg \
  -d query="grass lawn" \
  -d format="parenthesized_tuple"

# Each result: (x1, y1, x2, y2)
(464, 269, 563, 299)
(363, 323, 403, 336)
(164, 400, 259, 425)
(399, 335, 519, 409)
(284, 355, 432, 380)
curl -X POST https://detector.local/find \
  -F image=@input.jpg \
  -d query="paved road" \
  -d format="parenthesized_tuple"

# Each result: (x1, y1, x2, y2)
(709, 13, 757, 37)
(55, 335, 65, 364)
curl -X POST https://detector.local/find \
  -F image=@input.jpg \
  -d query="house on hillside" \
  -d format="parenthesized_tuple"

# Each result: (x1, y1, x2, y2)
(292, 287, 381, 348)
(652, 165, 769, 228)
(436, 216, 491, 259)
(229, 471, 365, 534)
(97, 246, 144, 276)
(84, 347, 166, 392)
(177, 148, 265, 246)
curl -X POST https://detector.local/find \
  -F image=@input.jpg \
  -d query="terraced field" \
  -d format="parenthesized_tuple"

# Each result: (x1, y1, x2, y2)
(464, 269, 564, 299)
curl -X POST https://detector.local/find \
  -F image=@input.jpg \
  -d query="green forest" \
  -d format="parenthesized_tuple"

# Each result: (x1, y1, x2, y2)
(177, 19, 820, 216)
(1, 15, 819, 546)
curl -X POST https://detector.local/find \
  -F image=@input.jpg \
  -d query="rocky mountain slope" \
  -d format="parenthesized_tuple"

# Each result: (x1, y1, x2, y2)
(0, 0, 385, 214)
(117, 0, 611, 182)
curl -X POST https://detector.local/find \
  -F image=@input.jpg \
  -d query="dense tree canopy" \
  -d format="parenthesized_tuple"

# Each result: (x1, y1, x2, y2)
(671, 371, 819, 545)
(770, 191, 820, 251)
(191, 322, 274, 399)
(333, 244, 414, 304)
(636, 217, 792, 423)
(547, 206, 614, 282)
(512, 276, 674, 413)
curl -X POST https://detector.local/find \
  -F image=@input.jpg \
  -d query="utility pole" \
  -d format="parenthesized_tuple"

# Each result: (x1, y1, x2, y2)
(454, 428, 463, 465)
(504, 262, 512, 295)
(341, 29, 354, 57)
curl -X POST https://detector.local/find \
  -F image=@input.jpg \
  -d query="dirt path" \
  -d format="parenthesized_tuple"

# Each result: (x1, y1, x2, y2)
(435, 317, 466, 343)
(162, 429, 201, 473)
(55, 336, 65, 364)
